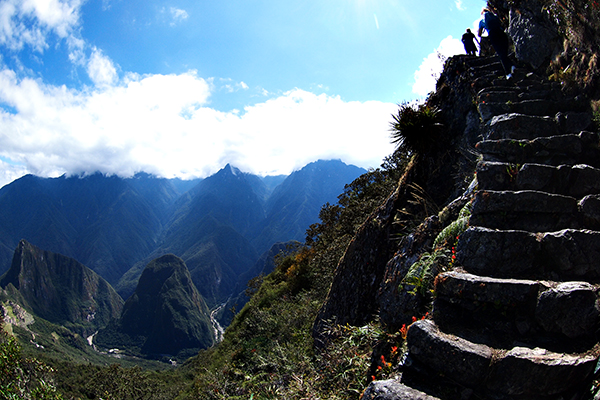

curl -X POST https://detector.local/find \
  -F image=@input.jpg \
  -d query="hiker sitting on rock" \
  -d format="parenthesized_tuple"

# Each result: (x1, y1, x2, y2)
(478, 8, 516, 79)
(461, 28, 478, 56)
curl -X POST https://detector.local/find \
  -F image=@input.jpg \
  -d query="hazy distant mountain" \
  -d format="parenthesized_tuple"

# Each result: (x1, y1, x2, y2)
(0, 160, 365, 309)
(0, 240, 123, 334)
(95, 254, 214, 358)
(0, 173, 181, 283)
(252, 160, 366, 253)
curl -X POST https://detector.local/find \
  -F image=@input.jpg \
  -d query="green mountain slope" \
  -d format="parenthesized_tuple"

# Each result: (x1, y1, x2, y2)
(96, 254, 214, 359)
(0, 239, 124, 334)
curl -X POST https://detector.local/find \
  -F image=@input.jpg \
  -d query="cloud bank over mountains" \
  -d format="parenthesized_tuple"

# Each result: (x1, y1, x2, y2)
(0, 0, 475, 188)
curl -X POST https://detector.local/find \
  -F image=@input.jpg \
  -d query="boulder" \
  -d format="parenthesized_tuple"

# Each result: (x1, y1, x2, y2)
(508, 6, 560, 70)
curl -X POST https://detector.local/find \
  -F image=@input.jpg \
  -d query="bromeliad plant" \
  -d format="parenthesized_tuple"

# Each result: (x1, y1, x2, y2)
(390, 102, 444, 156)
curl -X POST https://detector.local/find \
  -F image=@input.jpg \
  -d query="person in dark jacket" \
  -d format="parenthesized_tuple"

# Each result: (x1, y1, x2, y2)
(478, 8, 515, 78)
(461, 28, 478, 56)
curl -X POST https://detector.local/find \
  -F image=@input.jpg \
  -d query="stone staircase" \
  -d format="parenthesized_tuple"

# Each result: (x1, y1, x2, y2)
(362, 56, 599, 400)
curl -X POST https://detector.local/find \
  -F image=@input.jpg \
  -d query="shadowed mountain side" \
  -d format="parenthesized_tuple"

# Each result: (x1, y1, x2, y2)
(95, 254, 214, 358)
(252, 160, 366, 254)
(116, 215, 258, 305)
(214, 240, 303, 327)
(0, 173, 180, 283)
(0, 240, 123, 334)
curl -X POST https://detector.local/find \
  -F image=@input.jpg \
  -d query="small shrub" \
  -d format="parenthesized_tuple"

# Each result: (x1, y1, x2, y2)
(390, 102, 444, 155)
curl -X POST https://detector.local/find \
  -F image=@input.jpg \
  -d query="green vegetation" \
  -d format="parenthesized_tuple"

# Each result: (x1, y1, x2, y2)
(0, 314, 63, 400)
(390, 102, 444, 156)
(0, 148, 410, 400)
(400, 250, 453, 298)
(184, 154, 409, 399)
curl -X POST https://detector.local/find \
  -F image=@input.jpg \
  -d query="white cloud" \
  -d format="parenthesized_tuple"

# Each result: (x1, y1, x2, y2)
(0, 0, 81, 51)
(0, 158, 28, 189)
(86, 47, 118, 87)
(169, 7, 188, 26)
(0, 69, 397, 182)
(412, 35, 465, 97)
(455, 0, 466, 11)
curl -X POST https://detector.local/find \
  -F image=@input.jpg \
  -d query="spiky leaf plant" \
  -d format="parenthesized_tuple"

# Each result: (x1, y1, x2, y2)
(390, 102, 444, 156)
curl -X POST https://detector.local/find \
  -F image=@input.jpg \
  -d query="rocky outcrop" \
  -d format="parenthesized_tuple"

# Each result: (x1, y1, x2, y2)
(357, 54, 599, 399)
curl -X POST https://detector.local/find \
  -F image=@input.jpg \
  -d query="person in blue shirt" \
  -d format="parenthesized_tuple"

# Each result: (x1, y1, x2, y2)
(478, 8, 516, 79)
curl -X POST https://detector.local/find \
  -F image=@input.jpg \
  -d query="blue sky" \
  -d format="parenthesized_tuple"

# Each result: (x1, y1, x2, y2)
(0, 0, 485, 188)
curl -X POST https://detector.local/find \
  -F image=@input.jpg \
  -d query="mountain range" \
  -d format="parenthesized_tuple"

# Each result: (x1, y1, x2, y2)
(0, 158, 363, 313)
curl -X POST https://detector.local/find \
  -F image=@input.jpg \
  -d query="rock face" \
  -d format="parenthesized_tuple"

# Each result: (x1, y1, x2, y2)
(96, 254, 214, 357)
(313, 2, 600, 396)
(508, 4, 560, 70)
(0, 239, 123, 334)
(355, 51, 599, 398)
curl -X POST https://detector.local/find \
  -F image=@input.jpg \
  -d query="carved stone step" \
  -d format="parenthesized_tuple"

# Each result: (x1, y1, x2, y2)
(476, 131, 600, 168)
(406, 320, 598, 398)
(457, 227, 600, 281)
(476, 161, 600, 197)
(482, 111, 591, 139)
(486, 346, 598, 397)
(361, 380, 440, 400)
(483, 113, 560, 139)
(406, 319, 493, 388)
(433, 271, 600, 342)
(470, 190, 579, 231)
(477, 87, 565, 103)
(478, 101, 579, 124)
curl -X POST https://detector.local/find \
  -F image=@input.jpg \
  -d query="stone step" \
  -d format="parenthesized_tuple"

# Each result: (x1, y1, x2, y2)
(433, 271, 600, 344)
(478, 100, 582, 124)
(477, 87, 565, 103)
(361, 380, 440, 400)
(456, 227, 600, 281)
(463, 55, 503, 68)
(469, 190, 580, 232)
(476, 161, 600, 197)
(483, 113, 560, 139)
(482, 111, 591, 139)
(476, 131, 600, 168)
(405, 319, 598, 398)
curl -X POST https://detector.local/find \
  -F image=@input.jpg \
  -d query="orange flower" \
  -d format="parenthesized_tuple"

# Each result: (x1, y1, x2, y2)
(391, 346, 398, 354)
(400, 324, 408, 339)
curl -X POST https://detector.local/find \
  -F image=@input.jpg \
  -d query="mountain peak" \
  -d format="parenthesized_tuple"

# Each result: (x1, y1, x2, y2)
(222, 163, 241, 176)
(96, 254, 215, 358)
(0, 240, 124, 333)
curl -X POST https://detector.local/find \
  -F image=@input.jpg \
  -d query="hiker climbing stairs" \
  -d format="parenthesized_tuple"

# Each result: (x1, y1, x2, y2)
(361, 56, 599, 400)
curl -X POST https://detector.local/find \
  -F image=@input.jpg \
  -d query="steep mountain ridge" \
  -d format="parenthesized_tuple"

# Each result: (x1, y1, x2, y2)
(0, 160, 364, 307)
(95, 254, 214, 359)
(0, 173, 179, 284)
(0, 239, 123, 334)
